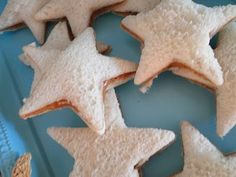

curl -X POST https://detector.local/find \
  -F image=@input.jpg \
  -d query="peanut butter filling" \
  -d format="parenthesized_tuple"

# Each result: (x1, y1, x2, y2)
(21, 72, 135, 119)
(121, 23, 216, 89)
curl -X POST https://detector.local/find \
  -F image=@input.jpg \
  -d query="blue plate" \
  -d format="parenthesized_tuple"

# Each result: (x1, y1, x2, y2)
(0, 0, 236, 177)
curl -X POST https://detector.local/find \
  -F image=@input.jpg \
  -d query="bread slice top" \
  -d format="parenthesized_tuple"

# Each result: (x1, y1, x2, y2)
(0, 0, 49, 44)
(216, 23, 236, 137)
(122, 0, 236, 88)
(19, 27, 137, 135)
(113, 0, 160, 14)
(20, 22, 109, 93)
(48, 89, 175, 177)
(174, 121, 236, 177)
(35, 0, 124, 37)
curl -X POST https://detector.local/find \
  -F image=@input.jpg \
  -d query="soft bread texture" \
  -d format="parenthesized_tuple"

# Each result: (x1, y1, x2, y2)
(131, 170, 140, 177)
(174, 122, 236, 177)
(113, 0, 160, 14)
(19, 27, 137, 135)
(122, 0, 236, 88)
(20, 22, 110, 92)
(12, 153, 32, 177)
(0, 0, 48, 44)
(35, 0, 124, 37)
(216, 23, 236, 137)
(48, 89, 175, 177)
(21, 22, 71, 92)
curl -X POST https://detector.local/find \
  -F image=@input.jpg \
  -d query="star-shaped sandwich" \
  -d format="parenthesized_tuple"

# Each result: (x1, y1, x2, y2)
(215, 23, 236, 137)
(35, 0, 124, 37)
(113, 0, 160, 15)
(174, 121, 236, 177)
(122, 0, 236, 89)
(0, 0, 48, 44)
(19, 27, 137, 134)
(48, 89, 175, 177)
(21, 21, 110, 93)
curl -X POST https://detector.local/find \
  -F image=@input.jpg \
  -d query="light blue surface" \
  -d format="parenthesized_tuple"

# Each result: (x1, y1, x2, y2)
(0, 111, 17, 177)
(0, 0, 236, 177)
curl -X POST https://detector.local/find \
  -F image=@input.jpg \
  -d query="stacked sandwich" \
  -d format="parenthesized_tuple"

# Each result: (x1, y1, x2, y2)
(0, 0, 236, 176)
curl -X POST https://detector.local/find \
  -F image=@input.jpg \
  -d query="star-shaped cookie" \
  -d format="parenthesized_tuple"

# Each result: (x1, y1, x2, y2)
(215, 23, 236, 137)
(113, 0, 160, 15)
(0, 0, 48, 44)
(48, 89, 175, 177)
(35, 0, 124, 37)
(122, 0, 236, 88)
(20, 22, 110, 93)
(173, 121, 236, 177)
(19, 27, 137, 134)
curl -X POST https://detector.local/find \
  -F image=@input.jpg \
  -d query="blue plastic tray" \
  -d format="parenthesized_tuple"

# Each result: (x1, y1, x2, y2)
(0, 0, 236, 177)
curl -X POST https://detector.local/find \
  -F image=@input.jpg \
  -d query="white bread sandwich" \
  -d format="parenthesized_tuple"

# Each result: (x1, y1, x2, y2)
(19, 27, 137, 135)
(34, 0, 125, 37)
(48, 89, 176, 177)
(143, 23, 236, 136)
(0, 0, 49, 44)
(173, 121, 236, 177)
(122, 0, 236, 90)
(20, 22, 110, 93)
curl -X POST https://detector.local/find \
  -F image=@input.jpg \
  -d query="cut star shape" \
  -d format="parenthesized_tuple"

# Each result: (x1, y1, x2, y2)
(122, 0, 236, 88)
(20, 21, 110, 93)
(35, 0, 124, 37)
(174, 121, 236, 177)
(215, 23, 236, 137)
(19, 27, 137, 135)
(113, 0, 160, 15)
(0, 0, 48, 44)
(48, 89, 175, 177)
